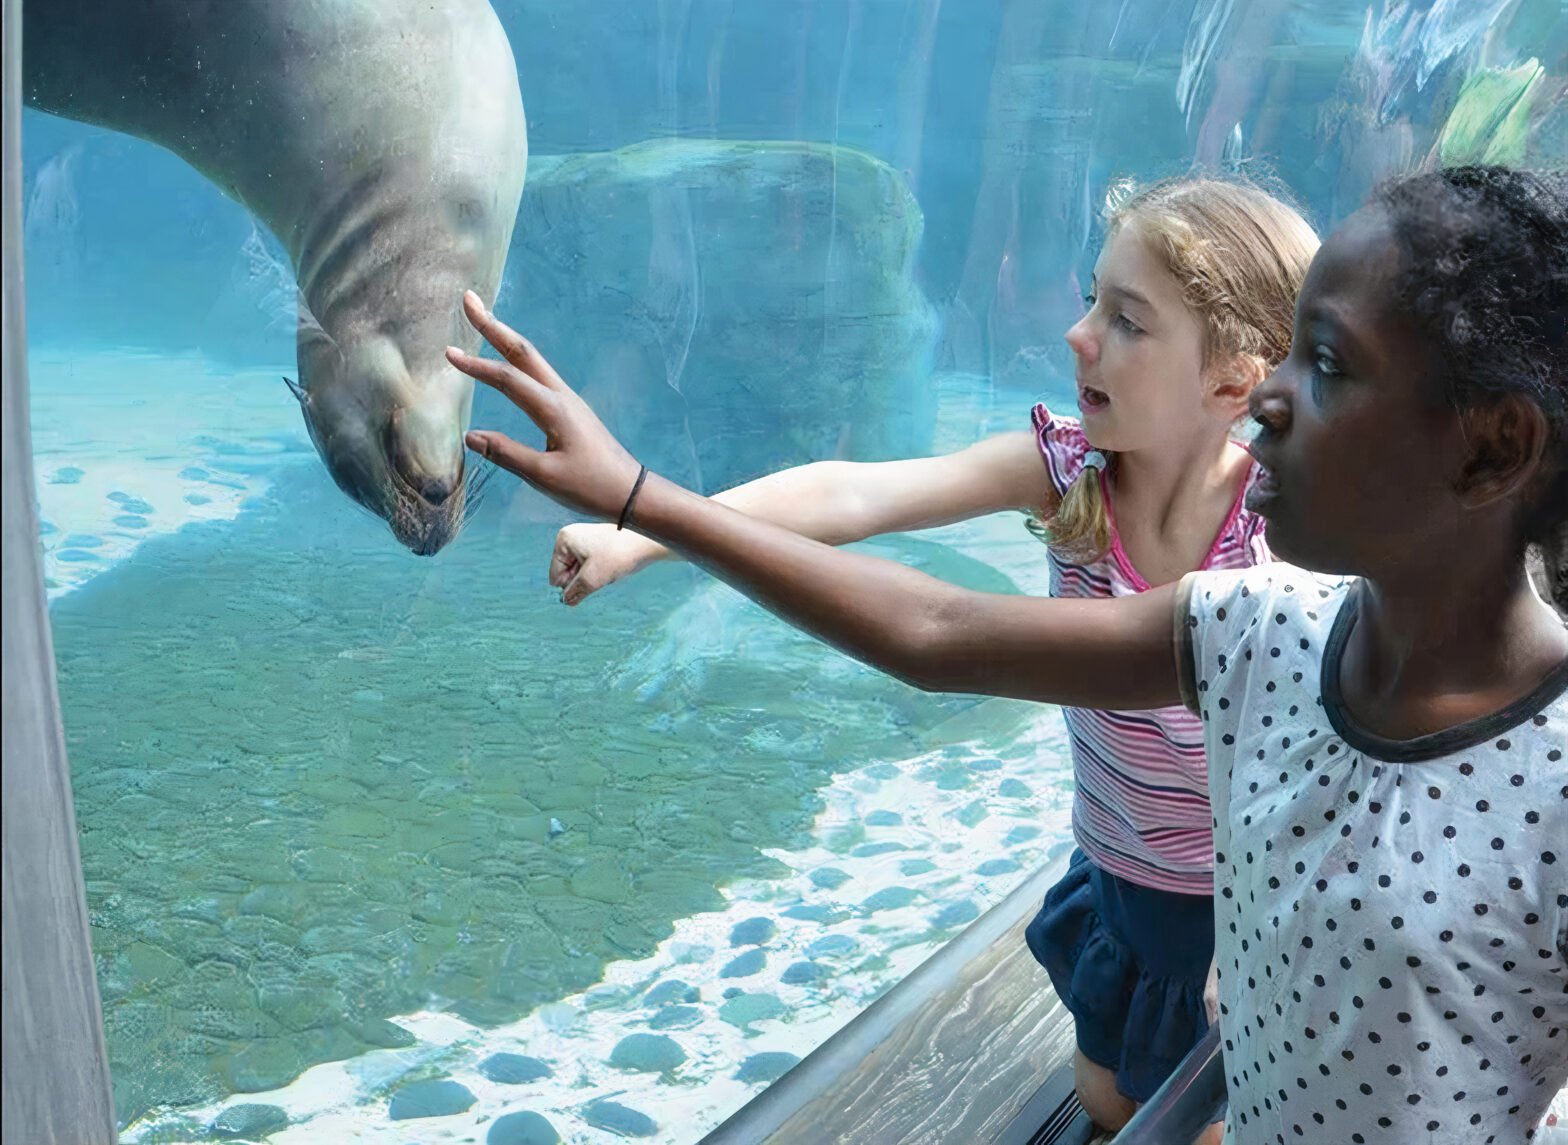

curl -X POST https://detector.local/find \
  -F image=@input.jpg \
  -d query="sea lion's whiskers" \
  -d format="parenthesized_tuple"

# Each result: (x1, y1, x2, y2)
(455, 466, 494, 536)
(460, 458, 495, 518)
(465, 458, 495, 500)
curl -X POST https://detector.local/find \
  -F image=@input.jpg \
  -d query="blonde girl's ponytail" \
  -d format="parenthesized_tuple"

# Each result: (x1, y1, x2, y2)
(1029, 451, 1113, 564)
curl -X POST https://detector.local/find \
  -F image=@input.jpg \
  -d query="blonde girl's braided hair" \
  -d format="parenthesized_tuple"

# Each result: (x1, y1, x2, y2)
(1039, 174, 1320, 565)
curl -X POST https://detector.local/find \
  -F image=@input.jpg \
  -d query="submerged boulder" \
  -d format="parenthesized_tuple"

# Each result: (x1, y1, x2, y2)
(479, 1052, 554, 1084)
(210, 1103, 289, 1139)
(582, 1099, 658, 1138)
(728, 916, 777, 947)
(487, 1110, 561, 1145)
(734, 1051, 801, 1085)
(387, 1079, 477, 1120)
(497, 140, 938, 494)
(608, 1032, 687, 1073)
(719, 948, 768, 979)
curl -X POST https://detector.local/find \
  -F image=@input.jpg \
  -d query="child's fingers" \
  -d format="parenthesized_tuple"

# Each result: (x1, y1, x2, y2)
(465, 430, 541, 482)
(461, 291, 568, 391)
(548, 535, 579, 588)
(562, 568, 600, 607)
(447, 346, 553, 425)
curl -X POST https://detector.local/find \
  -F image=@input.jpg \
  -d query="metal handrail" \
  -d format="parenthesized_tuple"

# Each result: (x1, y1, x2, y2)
(1112, 1023, 1226, 1144)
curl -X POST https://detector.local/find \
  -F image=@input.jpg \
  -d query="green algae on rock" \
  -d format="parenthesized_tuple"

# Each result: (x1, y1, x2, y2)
(1437, 59, 1546, 166)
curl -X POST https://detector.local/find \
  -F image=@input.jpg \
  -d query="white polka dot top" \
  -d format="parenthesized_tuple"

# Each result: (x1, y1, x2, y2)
(1176, 564, 1568, 1144)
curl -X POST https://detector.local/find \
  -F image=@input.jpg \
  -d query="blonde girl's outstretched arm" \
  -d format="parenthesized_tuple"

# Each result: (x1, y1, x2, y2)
(451, 293, 1181, 708)
(550, 432, 1049, 604)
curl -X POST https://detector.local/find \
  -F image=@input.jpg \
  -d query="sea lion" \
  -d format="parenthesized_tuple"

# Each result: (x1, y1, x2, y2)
(23, 0, 527, 554)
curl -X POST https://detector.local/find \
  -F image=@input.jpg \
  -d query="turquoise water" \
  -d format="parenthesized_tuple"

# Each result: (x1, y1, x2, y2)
(35, 357, 1076, 1140)
(22, 1, 1566, 1141)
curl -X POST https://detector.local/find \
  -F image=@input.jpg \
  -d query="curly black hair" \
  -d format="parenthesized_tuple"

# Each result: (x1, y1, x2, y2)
(1376, 166, 1567, 550)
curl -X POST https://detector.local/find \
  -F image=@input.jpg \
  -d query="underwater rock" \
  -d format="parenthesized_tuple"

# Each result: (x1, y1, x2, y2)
(211, 1103, 289, 1139)
(780, 960, 830, 986)
(120, 941, 183, 986)
(221, 1039, 304, 1094)
(806, 934, 857, 959)
(487, 1110, 561, 1145)
(809, 867, 851, 890)
(569, 856, 631, 903)
(478, 1053, 554, 1084)
(608, 1033, 687, 1073)
(647, 1004, 703, 1031)
(997, 778, 1033, 799)
(864, 810, 903, 827)
(346, 1016, 415, 1049)
(977, 858, 1020, 877)
(387, 1079, 477, 1120)
(932, 900, 981, 930)
(106, 492, 154, 514)
(1005, 825, 1042, 845)
(642, 979, 698, 1008)
(502, 140, 938, 493)
(718, 992, 785, 1030)
(728, 916, 777, 947)
(781, 903, 848, 924)
(859, 886, 918, 914)
(719, 948, 767, 979)
(851, 841, 907, 858)
(898, 858, 938, 876)
(287, 846, 361, 885)
(954, 800, 989, 828)
(582, 1100, 658, 1138)
(734, 1052, 802, 1085)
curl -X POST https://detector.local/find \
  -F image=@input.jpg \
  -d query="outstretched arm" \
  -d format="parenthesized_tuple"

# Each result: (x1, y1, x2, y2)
(551, 431, 1048, 604)
(450, 293, 1181, 708)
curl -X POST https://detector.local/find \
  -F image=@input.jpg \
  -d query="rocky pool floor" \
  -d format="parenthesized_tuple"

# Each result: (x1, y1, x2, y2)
(34, 354, 1081, 1144)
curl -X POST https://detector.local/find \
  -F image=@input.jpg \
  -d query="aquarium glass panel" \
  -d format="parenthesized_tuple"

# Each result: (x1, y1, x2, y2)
(20, 0, 1565, 1140)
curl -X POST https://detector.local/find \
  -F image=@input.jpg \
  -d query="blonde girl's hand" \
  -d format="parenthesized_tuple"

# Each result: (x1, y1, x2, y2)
(550, 522, 666, 606)
(446, 291, 643, 522)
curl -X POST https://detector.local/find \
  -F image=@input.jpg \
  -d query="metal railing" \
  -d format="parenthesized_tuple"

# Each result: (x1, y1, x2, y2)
(1112, 1023, 1226, 1145)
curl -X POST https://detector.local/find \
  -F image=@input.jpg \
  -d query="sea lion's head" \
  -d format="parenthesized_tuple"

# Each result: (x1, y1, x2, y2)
(289, 333, 478, 555)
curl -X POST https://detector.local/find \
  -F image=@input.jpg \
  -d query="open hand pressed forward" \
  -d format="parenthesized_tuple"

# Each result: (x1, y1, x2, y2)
(446, 290, 645, 523)
(446, 289, 1182, 711)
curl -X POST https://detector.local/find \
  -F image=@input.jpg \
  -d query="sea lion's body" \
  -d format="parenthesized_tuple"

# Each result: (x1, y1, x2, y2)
(24, 0, 527, 553)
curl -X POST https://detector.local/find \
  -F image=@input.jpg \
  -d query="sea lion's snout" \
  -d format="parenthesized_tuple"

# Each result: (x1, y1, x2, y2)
(389, 405, 466, 509)
(295, 337, 476, 557)
(386, 402, 470, 555)
(412, 471, 460, 507)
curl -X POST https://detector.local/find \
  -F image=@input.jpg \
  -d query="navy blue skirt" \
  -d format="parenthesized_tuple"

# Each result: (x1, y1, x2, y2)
(1024, 848, 1215, 1103)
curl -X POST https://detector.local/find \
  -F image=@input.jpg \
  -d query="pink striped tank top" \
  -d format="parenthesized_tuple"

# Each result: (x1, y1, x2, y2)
(1032, 403, 1271, 895)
